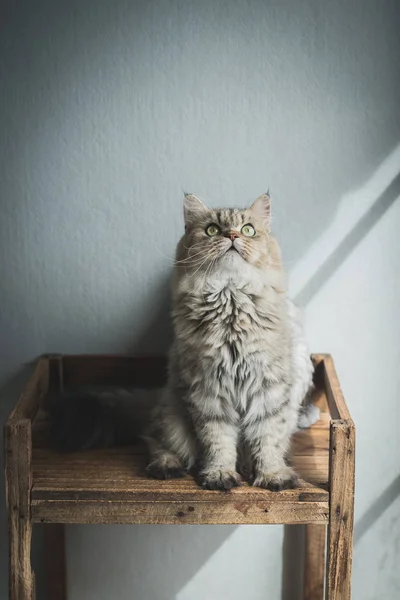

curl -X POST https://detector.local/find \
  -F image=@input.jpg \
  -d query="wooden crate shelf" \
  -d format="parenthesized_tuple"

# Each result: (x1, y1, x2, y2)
(4, 354, 355, 600)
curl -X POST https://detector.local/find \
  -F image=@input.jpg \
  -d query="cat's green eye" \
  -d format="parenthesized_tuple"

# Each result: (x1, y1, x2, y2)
(206, 224, 221, 237)
(241, 224, 256, 237)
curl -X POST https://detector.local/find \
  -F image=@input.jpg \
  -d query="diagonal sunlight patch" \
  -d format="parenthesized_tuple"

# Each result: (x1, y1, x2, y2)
(289, 144, 400, 306)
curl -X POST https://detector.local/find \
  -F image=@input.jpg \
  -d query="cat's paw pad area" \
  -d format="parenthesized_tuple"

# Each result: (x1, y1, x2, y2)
(253, 466, 299, 492)
(199, 469, 241, 491)
(146, 457, 186, 480)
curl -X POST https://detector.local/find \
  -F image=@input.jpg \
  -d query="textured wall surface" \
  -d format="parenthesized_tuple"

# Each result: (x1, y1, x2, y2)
(1, 1, 400, 598)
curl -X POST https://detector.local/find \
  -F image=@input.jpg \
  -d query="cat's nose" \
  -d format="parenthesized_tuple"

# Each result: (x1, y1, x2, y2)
(225, 232, 239, 241)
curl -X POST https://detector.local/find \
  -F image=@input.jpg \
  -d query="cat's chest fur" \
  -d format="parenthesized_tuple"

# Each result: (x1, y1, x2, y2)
(173, 259, 291, 410)
(176, 278, 289, 411)
(198, 283, 260, 342)
(177, 268, 282, 351)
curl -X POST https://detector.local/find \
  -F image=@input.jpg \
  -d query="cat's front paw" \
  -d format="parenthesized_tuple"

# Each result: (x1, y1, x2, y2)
(199, 469, 241, 491)
(253, 466, 299, 492)
(146, 456, 186, 480)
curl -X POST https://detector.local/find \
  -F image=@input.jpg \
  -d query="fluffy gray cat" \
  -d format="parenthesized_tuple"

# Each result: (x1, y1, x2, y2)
(144, 193, 319, 491)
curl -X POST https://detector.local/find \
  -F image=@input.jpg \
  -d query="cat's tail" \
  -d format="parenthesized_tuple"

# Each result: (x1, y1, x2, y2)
(297, 401, 320, 429)
(286, 298, 321, 430)
(49, 388, 145, 452)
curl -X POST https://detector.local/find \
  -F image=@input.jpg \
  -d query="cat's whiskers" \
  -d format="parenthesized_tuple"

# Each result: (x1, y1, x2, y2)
(155, 242, 214, 266)
(154, 246, 182, 264)
(176, 250, 217, 269)
(175, 247, 215, 264)
(187, 254, 215, 279)
(183, 241, 206, 252)
(201, 256, 217, 306)
(175, 242, 221, 265)
(187, 249, 216, 279)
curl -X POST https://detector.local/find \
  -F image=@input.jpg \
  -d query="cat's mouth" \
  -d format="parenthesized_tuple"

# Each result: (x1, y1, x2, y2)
(220, 240, 243, 260)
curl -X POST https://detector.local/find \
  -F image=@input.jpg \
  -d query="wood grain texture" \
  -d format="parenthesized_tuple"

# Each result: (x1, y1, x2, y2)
(326, 421, 355, 600)
(31, 444, 329, 500)
(30, 391, 330, 510)
(44, 525, 67, 600)
(4, 420, 35, 600)
(321, 355, 351, 421)
(32, 499, 329, 525)
(31, 574, 36, 600)
(304, 524, 327, 600)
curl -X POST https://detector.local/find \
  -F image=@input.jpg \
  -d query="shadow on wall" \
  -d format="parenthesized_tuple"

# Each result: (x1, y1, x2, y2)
(294, 171, 400, 307)
(281, 526, 305, 600)
(67, 524, 237, 600)
(127, 274, 173, 355)
(355, 475, 400, 546)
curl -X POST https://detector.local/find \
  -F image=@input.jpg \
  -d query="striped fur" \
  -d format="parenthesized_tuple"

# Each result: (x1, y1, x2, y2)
(144, 194, 318, 491)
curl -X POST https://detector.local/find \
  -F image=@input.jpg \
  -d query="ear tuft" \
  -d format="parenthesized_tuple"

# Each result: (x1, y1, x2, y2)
(249, 193, 271, 228)
(183, 194, 208, 226)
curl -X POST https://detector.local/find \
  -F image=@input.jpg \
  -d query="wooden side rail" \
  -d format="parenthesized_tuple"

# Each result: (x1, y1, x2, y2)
(7, 358, 49, 425)
(4, 419, 35, 599)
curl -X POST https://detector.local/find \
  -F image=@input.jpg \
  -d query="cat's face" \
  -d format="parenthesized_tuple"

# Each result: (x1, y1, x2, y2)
(179, 194, 278, 272)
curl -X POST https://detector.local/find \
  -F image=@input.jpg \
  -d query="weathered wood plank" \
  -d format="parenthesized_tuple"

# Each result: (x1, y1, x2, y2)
(8, 360, 48, 424)
(31, 449, 329, 502)
(44, 525, 67, 600)
(304, 524, 326, 600)
(322, 356, 351, 421)
(32, 499, 329, 525)
(326, 421, 355, 600)
(4, 420, 35, 600)
(31, 484, 328, 503)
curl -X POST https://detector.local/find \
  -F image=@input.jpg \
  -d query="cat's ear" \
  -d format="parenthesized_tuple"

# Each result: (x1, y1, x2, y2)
(249, 193, 271, 229)
(183, 193, 208, 227)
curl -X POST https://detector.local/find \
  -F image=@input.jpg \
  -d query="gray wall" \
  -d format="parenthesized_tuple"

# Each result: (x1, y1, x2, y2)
(1, 1, 399, 598)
